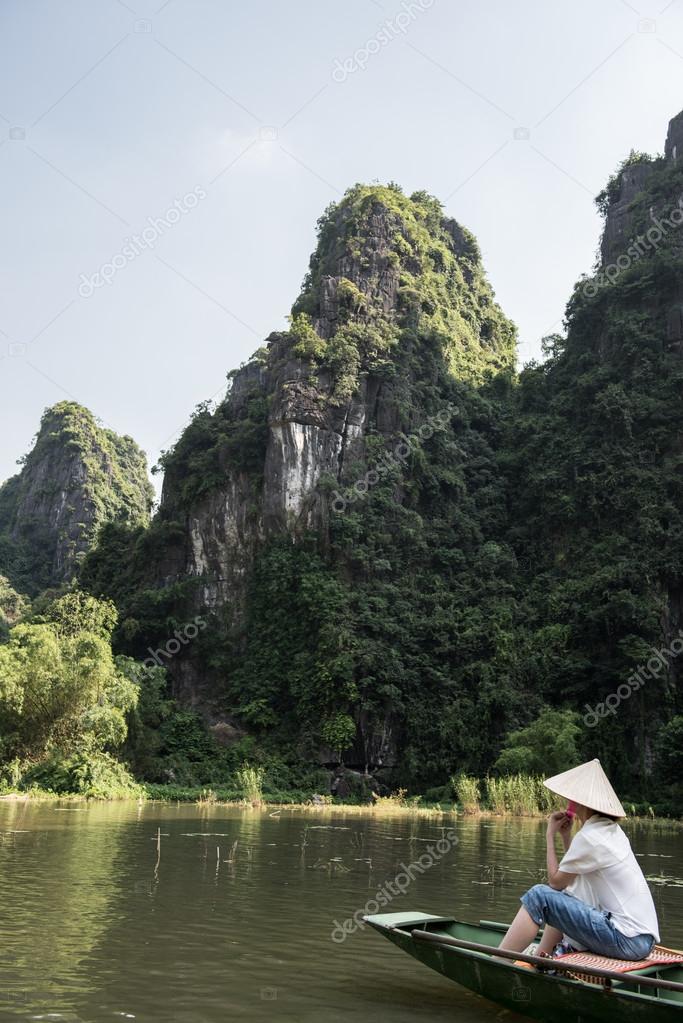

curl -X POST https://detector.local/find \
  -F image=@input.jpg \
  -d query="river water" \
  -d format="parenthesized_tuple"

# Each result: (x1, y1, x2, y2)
(0, 800, 681, 1022)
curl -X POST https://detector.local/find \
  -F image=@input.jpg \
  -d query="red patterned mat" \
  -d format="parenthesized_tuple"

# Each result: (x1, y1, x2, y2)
(556, 945, 683, 974)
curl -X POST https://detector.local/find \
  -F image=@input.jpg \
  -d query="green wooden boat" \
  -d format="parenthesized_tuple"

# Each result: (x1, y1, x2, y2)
(365, 911, 683, 1022)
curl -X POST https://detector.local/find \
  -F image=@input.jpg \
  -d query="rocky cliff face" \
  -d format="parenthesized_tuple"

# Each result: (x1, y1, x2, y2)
(599, 111, 683, 269)
(136, 185, 519, 773)
(506, 109, 683, 779)
(599, 160, 657, 264)
(594, 114, 683, 390)
(158, 185, 515, 623)
(0, 402, 153, 594)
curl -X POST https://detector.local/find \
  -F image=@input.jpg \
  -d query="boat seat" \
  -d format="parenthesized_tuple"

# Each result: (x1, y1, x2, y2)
(554, 945, 683, 986)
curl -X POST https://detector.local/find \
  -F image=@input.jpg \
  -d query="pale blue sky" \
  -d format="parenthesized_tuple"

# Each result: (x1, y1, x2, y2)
(2, 0, 683, 494)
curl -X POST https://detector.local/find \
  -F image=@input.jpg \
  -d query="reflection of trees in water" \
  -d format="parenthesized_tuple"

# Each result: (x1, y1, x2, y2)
(0, 799, 132, 1014)
(67, 805, 277, 1021)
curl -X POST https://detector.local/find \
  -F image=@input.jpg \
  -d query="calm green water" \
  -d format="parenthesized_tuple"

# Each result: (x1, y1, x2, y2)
(0, 801, 681, 1023)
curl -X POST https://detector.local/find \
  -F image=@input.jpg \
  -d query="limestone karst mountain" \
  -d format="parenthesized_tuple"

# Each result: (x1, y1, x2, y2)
(0, 402, 153, 594)
(156, 185, 516, 616)
(84, 184, 521, 778)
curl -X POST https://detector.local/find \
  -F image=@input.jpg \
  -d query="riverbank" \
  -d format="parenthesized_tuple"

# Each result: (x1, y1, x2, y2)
(2, 784, 681, 824)
(0, 785, 449, 815)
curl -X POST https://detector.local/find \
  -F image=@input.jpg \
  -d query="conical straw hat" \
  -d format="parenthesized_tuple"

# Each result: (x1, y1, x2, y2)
(543, 759, 626, 818)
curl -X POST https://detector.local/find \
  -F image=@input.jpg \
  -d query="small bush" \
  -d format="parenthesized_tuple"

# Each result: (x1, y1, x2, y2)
(373, 788, 421, 812)
(453, 775, 480, 814)
(22, 751, 143, 799)
(236, 763, 265, 805)
(289, 313, 327, 359)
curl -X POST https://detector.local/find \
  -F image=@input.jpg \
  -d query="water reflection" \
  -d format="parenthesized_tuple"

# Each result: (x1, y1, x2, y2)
(0, 802, 680, 1022)
(0, 799, 133, 1017)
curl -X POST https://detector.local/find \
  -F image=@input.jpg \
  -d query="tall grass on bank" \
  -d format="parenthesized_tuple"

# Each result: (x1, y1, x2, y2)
(372, 788, 423, 813)
(453, 775, 481, 814)
(486, 775, 555, 816)
(236, 764, 265, 806)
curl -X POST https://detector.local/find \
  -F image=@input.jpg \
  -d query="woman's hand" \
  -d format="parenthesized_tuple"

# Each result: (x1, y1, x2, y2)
(545, 812, 575, 884)
(547, 810, 572, 842)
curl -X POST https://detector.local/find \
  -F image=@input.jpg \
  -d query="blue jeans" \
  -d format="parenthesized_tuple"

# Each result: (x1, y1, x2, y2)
(521, 884, 655, 960)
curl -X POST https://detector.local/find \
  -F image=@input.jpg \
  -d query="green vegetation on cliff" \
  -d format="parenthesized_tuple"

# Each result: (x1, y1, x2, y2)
(178, 177, 682, 803)
(504, 174, 683, 785)
(292, 183, 516, 394)
(83, 184, 527, 791)
(0, 402, 153, 595)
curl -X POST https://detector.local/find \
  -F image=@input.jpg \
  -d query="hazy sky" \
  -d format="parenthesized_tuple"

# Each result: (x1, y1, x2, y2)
(2, 0, 683, 494)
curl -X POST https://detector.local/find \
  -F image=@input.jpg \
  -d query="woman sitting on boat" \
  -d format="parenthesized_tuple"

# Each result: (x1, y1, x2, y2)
(500, 758, 659, 962)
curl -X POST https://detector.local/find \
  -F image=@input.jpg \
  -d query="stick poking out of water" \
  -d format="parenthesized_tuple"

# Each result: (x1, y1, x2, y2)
(154, 826, 161, 881)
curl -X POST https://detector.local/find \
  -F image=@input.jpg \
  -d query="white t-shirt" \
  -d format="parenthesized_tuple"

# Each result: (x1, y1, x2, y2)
(559, 815, 660, 941)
